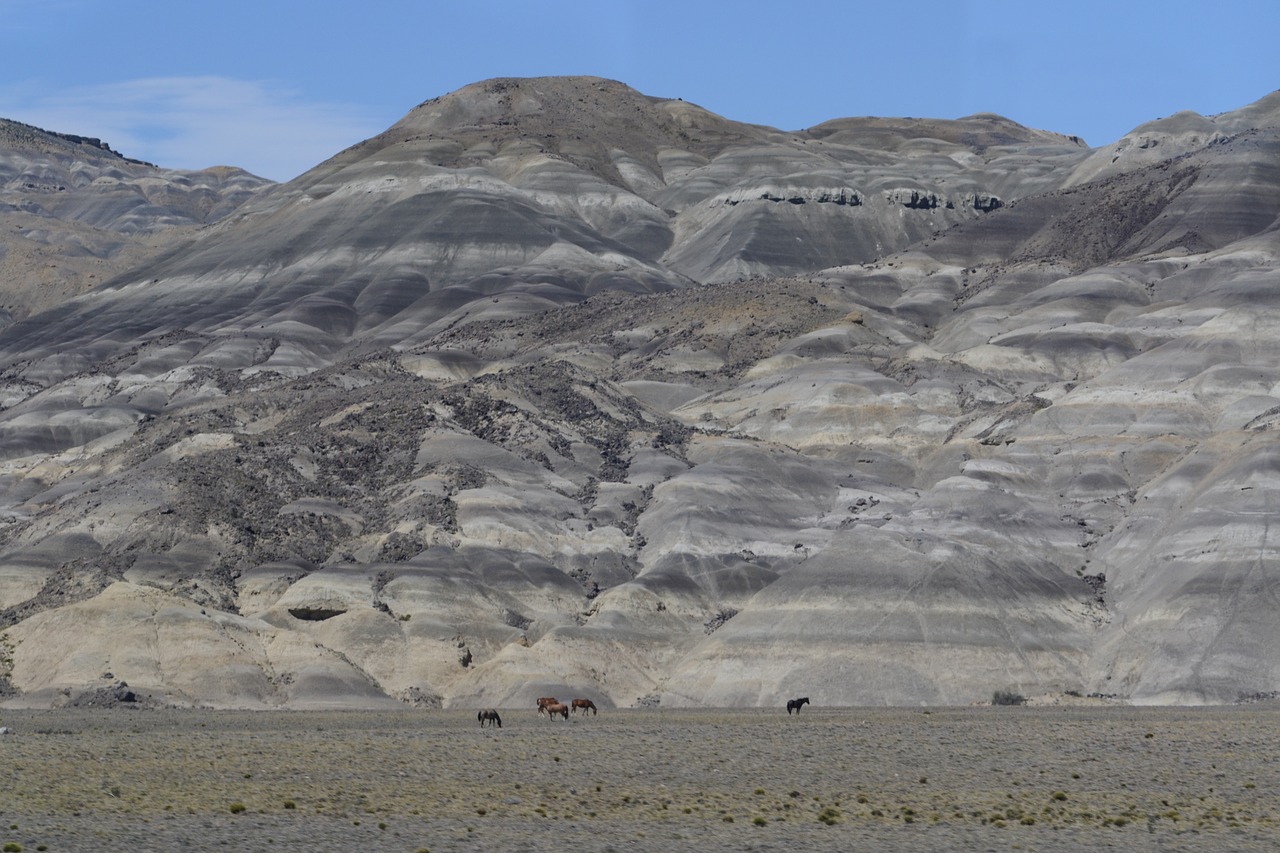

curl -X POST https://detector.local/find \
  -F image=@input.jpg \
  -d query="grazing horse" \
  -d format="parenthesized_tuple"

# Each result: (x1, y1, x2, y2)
(536, 696, 559, 715)
(786, 697, 810, 715)
(543, 702, 569, 720)
(478, 709, 502, 728)
(571, 698, 598, 716)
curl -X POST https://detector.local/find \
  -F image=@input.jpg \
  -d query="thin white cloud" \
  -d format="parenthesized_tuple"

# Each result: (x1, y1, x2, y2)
(0, 76, 385, 181)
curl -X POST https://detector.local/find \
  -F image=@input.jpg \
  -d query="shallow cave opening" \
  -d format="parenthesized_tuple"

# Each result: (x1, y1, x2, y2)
(288, 606, 347, 621)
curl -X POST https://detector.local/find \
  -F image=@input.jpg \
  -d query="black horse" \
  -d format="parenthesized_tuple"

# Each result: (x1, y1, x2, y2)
(786, 697, 810, 715)
(478, 708, 502, 728)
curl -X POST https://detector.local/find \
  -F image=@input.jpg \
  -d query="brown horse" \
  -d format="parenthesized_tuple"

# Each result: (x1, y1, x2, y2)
(543, 702, 569, 720)
(571, 698, 598, 715)
(478, 709, 502, 728)
(536, 697, 559, 715)
(786, 697, 810, 715)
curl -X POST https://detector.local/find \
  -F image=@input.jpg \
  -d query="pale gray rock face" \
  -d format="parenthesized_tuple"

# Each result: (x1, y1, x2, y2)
(0, 119, 270, 324)
(2, 78, 1280, 710)
(0, 78, 1085, 387)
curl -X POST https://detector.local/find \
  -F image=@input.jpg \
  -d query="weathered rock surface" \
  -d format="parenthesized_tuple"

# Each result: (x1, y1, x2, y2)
(0, 118, 270, 325)
(2, 77, 1280, 709)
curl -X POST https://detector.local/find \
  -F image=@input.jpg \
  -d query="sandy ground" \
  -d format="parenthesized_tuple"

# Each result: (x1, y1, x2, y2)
(1, 705, 1278, 851)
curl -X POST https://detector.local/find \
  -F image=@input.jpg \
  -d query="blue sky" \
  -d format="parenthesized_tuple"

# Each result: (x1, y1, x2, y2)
(2, 0, 1277, 181)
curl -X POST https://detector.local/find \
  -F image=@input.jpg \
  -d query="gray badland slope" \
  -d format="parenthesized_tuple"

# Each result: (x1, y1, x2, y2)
(0, 118, 270, 325)
(1, 77, 1279, 709)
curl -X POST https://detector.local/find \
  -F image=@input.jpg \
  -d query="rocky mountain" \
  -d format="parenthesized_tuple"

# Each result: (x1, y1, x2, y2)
(0, 118, 270, 325)
(1, 77, 1279, 709)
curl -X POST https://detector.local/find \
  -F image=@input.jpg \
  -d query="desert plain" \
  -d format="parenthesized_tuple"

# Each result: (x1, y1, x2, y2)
(1, 703, 1279, 851)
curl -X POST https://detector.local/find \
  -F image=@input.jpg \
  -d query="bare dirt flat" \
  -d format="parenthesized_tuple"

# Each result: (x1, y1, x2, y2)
(1, 705, 1278, 851)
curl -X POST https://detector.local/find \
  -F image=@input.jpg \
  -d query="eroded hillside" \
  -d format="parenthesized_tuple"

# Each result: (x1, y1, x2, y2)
(0, 118, 270, 324)
(2, 79, 1279, 709)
